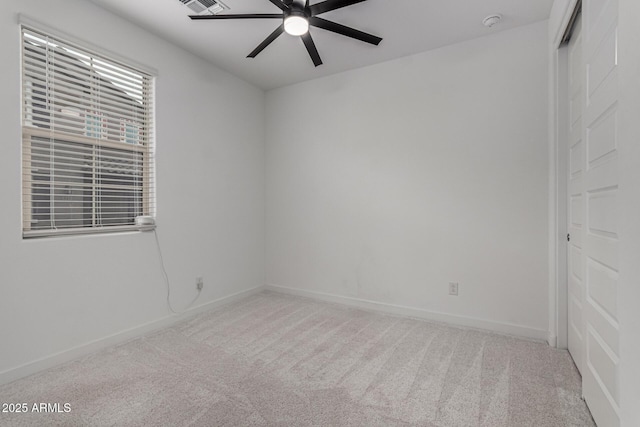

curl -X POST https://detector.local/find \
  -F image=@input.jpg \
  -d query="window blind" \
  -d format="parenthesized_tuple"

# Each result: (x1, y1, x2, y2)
(21, 26, 155, 238)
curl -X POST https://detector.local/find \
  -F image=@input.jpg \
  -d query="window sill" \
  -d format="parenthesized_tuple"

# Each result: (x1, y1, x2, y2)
(23, 224, 156, 239)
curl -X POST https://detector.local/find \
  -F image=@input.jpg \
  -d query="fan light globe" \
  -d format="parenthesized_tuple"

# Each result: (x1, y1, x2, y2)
(284, 15, 309, 36)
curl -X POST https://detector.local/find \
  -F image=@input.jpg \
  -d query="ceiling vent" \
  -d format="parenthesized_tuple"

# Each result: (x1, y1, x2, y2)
(179, 0, 228, 15)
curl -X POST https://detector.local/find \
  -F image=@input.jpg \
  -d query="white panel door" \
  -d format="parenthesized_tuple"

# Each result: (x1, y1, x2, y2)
(567, 13, 584, 375)
(581, 0, 620, 425)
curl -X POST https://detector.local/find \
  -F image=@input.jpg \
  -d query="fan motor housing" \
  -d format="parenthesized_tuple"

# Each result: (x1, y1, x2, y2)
(286, 2, 307, 18)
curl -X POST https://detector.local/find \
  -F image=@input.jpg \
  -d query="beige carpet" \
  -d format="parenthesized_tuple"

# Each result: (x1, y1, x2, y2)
(0, 291, 594, 426)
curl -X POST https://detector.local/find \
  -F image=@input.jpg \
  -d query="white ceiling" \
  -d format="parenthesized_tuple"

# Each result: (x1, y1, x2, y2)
(88, 0, 553, 90)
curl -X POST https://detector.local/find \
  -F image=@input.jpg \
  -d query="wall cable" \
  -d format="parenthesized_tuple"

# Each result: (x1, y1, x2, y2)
(153, 228, 201, 314)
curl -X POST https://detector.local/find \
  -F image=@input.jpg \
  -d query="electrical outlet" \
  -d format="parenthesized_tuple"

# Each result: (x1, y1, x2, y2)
(196, 276, 204, 291)
(448, 282, 459, 296)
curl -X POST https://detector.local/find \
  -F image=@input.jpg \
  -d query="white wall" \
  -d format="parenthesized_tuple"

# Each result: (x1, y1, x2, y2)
(266, 22, 550, 339)
(617, 0, 640, 423)
(0, 0, 265, 383)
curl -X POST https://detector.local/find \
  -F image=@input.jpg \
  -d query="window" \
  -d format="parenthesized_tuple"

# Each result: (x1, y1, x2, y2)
(21, 26, 155, 238)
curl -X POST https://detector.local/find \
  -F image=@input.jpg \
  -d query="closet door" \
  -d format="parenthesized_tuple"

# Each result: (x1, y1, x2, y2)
(567, 13, 584, 375)
(581, 0, 620, 425)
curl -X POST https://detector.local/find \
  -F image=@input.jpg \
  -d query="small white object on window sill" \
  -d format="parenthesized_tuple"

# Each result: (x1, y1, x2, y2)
(136, 216, 156, 231)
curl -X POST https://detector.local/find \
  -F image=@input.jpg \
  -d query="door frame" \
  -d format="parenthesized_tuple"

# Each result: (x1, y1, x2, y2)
(548, 0, 581, 349)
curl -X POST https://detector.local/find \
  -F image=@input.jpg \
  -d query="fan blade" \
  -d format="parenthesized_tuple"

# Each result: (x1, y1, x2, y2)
(266, 0, 288, 11)
(309, 17, 382, 45)
(309, 0, 366, 16)
(190, 14, 282, 20)
(248, 24, 285, 58)
(301, 33, 322, 66)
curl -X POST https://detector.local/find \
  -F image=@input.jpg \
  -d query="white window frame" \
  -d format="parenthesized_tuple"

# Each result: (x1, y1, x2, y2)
(20, 22, 156, 238)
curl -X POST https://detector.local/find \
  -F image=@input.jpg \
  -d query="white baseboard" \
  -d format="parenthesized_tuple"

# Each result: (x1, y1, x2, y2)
(548, 333, 558, 348)
(266, 284, 549, 342)
(2, 284, 551, 386)
(0, 286, 264, 386)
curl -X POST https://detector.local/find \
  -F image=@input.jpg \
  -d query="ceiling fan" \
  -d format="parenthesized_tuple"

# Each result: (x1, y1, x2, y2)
(190, 0, 382, 67)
